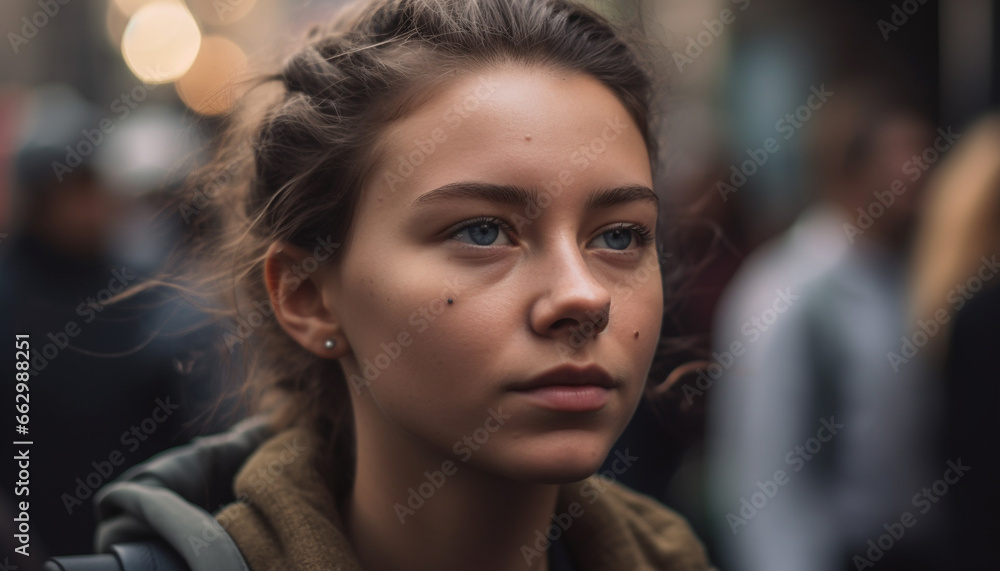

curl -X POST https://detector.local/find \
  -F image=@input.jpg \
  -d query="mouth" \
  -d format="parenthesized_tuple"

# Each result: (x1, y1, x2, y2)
(508, 364, 619, 412)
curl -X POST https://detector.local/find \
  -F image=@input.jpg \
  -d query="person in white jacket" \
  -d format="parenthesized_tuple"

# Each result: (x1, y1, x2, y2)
(705, 86, 949, 571)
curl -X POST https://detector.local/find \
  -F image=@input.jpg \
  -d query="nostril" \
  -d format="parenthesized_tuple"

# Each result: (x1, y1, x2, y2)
(549, 315, 606, 338)
(550, 318, 576, 331)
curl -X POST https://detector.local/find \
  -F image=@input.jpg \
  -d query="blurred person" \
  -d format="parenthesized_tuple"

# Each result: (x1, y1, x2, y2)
(907, 114, 1000, 360)
(0, 87, 223, 557)
(705, 83, 948, 571)
(906, 113, 1000, 567)
(43, 0, 724, 569)
(0, 88, 27, 232)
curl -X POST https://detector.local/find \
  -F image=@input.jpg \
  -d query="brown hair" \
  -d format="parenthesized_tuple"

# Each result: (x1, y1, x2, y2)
(127, 0, 679, 494)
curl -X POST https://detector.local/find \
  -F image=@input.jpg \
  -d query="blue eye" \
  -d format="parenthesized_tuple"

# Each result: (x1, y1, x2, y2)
(591, 223, 655, 251)
(451, 216, 513, 247)
(448, 217, 654, 251)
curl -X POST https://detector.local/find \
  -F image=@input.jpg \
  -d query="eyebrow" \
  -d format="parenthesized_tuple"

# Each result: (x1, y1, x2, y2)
(410, 181, 659, 210)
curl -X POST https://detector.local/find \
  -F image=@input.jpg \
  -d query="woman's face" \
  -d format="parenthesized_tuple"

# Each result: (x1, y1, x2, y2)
(324, 66, 663, 483)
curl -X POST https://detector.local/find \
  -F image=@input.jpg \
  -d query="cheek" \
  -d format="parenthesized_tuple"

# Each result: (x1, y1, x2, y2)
(338, 249, 506, 432)
(613, 264, 664, 378)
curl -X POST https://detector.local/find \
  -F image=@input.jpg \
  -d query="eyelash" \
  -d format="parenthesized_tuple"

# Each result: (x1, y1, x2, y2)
(449, 215, 655, 248)
(608, 221, 655, 245)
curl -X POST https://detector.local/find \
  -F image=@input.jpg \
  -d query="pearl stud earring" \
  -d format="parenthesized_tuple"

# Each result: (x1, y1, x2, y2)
(324, 338, 337, 350)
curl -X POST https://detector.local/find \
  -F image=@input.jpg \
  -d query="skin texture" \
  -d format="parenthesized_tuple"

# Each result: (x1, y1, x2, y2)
(265, 65, 664, 571)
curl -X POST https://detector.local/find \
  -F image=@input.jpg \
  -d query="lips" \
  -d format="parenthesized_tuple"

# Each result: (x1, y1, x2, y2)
(508, 364, 619, 412)
(509, 364, 618, 391)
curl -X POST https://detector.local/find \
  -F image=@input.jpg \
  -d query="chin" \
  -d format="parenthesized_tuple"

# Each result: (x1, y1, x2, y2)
(491, 430, 618, 485)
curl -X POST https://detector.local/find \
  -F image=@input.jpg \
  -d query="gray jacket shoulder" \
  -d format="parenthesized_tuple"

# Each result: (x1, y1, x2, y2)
(92, 416, 274, 571)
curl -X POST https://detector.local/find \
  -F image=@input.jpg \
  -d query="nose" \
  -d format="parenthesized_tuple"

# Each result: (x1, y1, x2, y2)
(529, 238, 612, 341)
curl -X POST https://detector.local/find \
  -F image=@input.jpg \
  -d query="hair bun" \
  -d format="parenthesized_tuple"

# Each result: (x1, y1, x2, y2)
(280, 52, 311, 95)
(281, 37, 356, 99)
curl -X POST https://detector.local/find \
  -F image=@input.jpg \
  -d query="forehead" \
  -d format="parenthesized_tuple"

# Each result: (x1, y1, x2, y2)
(365, 66, 652, 212)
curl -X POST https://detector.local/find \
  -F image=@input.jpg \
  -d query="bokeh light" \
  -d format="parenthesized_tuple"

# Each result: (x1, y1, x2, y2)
(186, 0, 259, 26)
(175, 35, 248, 115)
(121, 1, 202, 84)
(104, 2, 128, 49)
(112, 0, 159, 16)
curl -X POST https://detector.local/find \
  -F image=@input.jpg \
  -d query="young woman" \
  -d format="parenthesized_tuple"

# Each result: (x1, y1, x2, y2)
(85, 0, 716, 569)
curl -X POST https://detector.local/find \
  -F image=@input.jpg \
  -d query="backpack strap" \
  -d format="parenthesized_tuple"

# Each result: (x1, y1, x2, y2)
(43, 554, 121, 571)
(43, 540, 188, 571)
(46, 417, 270, 571)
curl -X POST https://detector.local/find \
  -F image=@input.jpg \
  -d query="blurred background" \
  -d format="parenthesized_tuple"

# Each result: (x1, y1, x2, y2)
(1, 0, 997, 569)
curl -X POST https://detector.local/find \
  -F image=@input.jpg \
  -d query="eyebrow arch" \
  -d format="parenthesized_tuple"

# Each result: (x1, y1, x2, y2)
(410, 181, 659, 210)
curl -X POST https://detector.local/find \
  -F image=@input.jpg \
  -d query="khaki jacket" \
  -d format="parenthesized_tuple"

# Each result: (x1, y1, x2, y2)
(217, 425, 716, 570)
(94, 416, 715, 570)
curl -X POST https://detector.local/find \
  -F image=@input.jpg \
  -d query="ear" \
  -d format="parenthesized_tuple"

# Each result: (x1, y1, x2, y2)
(263, 241, 345, 358)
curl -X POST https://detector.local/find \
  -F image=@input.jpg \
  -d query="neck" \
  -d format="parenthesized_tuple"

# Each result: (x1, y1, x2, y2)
(344, 407, 560, 571)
